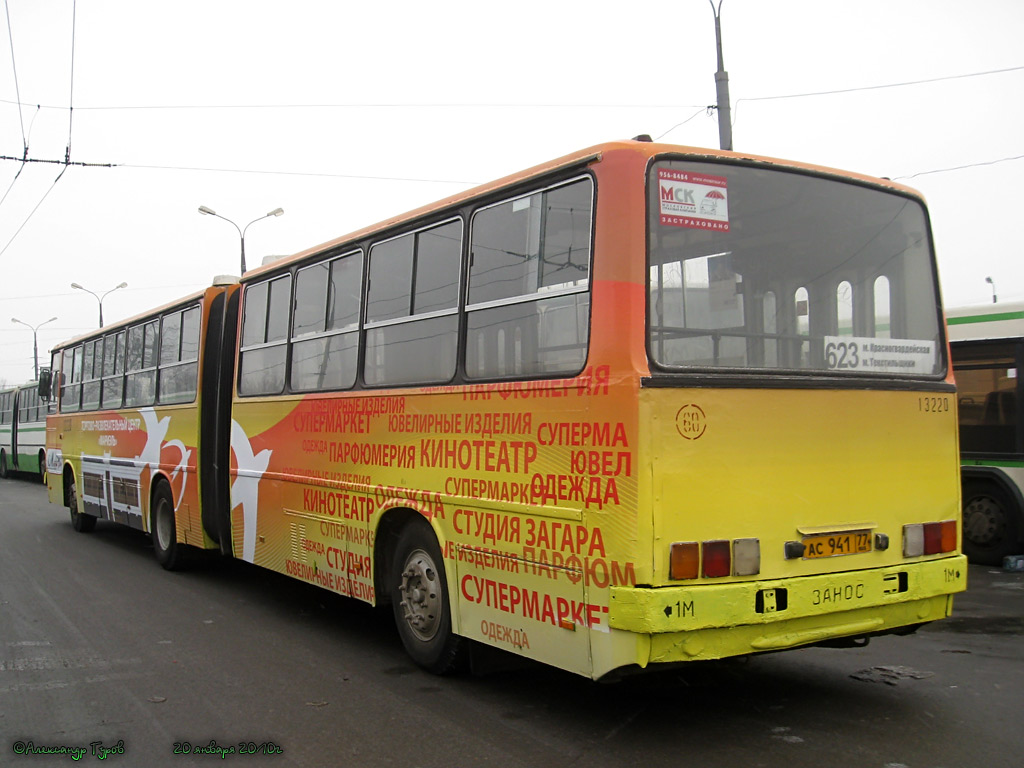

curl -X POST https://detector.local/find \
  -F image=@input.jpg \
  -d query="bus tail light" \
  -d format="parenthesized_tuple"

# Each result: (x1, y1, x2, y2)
(733, 538, 761, 576)
(669, 542, 700, 580)
(670, 538, 762, 579)
(927, 520, 957, 554)
(903, 520, 957, 557)
(702, 540, 731, 578)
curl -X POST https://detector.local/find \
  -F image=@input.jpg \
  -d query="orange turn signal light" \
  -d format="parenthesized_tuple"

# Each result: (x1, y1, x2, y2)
(669, 542, 700, 580)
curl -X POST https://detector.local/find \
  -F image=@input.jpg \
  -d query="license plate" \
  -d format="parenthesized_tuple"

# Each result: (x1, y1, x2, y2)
(803, 531, 872, 559)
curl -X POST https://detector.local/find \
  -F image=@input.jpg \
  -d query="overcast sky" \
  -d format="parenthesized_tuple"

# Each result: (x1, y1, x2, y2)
(1, 0, 1021, 385)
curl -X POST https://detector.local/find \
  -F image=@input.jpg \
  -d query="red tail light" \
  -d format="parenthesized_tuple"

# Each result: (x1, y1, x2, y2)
(702, 540, 731, 578)
(669, 538, 761, 579)
(904, 520, 958, 557)
(924, 520, 957, 555)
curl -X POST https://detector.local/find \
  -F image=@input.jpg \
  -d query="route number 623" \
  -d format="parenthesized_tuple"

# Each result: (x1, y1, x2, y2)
(825, 340, 860, 370)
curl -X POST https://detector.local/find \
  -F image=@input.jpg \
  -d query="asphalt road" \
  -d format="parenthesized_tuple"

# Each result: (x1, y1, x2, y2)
(1, 475, 1022, 768)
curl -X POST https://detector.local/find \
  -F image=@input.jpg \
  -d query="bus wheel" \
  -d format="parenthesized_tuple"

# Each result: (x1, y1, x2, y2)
(38, 451, 46, 484)
(68, 477, 96, 533)
(0, 451, 7, 479)
(151, 481, 189, 571)
(962, 481, 1020, 565)
(390, 520, 465, 674)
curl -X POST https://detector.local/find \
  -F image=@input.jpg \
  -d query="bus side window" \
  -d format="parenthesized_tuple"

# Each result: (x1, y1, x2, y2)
(954, 346, 1018, 455)
(125, 321, 159, 408)
(62, 346, 83, 413)
(364, 220, 460, 387)
(101, 331, 126, 410)
(239, 276, 291, 396)
(874, 276, 891, 339)
(81, 340, 102, 411)
(465, 177, 593, 379)
(158, 306, 200, 404)
(291, 250, 362, 392)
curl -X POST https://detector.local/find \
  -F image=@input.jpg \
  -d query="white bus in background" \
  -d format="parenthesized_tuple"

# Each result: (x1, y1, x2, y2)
(947, 302, 1024, 564)
(0, 381, 49, 482)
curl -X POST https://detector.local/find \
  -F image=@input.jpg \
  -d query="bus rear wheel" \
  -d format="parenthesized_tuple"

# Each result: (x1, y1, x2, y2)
(962, 480, 1020, 565)
(151, 481, 189, 571)
(390, 520, 465, 674)
(67, 477, 96, 533)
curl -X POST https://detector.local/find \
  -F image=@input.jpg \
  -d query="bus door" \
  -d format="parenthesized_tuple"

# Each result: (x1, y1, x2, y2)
(10, 388, 19, 469)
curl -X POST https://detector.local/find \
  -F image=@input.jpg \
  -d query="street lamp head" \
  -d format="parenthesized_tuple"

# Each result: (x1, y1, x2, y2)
(116, 281, 128, 289)
(11, 317, 20, 324)
(985, 276, 994, 285)
(71, 282, 83, 289)
(268, 207, 284, 217)
(198, 205, 217, 216)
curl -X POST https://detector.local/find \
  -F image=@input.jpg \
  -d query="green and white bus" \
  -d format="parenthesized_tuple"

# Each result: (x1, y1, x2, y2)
(948, 302, 1024, 564)
(0, 380, 50, 482)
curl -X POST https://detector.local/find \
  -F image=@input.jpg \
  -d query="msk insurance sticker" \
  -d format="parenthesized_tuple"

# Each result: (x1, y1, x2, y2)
(658, 169, 730, 231)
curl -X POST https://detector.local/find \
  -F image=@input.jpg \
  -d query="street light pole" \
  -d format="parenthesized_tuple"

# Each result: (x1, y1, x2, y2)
(198, 206, 284, 274)
(11, 316, 58, 379)
(985, 276, 997, 304)
(709, 0, 733, 151)
(71, 282, 128, 327)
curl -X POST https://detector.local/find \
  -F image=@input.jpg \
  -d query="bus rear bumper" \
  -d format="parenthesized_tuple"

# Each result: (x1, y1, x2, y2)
(608, 556, 967, 665)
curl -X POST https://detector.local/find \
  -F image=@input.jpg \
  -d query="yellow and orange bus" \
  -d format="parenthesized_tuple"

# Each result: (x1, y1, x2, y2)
(44, 139, 966, 679)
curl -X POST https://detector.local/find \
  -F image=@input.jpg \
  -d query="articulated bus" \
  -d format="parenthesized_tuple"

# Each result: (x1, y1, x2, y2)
(45, 139, 966, 679)
(1, 380, 49, 482)
(947, 302, 1024, 564)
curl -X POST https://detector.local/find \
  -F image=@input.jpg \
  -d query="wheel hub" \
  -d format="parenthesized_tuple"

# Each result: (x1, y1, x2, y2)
(964, 496, 1004, 545)
(399, 550, 440, 642)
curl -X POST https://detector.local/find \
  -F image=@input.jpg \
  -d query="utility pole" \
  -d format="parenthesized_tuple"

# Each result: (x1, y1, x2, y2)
(710, 0, 733, 151)
(11, 316, 57, 379)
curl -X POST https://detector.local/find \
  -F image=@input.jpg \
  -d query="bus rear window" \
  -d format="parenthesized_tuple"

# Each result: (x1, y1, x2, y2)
(647, 160, 943, 377)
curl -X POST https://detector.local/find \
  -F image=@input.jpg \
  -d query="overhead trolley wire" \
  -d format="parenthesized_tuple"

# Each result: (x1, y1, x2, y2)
(0, 99, 710, 111)
(738, 64, 1024, 104)
(730, 64, 1024, 129)
(895, 154, 1024, 180)
(0, 0, 78, 257)
(3, 0, 25, 151)
(1, 0, 28, 212)
(118, 162, 480, 185)
(655, 106, 716, 140)
(0, 164, 69, 258)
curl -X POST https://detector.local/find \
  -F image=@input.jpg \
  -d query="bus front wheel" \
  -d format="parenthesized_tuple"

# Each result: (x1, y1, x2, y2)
(962, 480, 1021, 565)
(151, 481, 189, 571)
(67, 477, 96, 533)
(390, 520, 465, 674)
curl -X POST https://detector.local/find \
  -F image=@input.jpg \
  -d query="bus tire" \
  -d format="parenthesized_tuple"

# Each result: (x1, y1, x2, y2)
(67, 477, 96, 533)
(151, 481, 189, 571)
(390, 520, 465, 674)
(0, 450, 7, 479)
(38, 450, 46, 484)
(962, 480, 1021, 565)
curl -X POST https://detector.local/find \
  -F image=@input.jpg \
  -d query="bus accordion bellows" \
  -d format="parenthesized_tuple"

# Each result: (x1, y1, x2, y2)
(44, 139, 966, 679)
(947, 302, 1024, 565)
